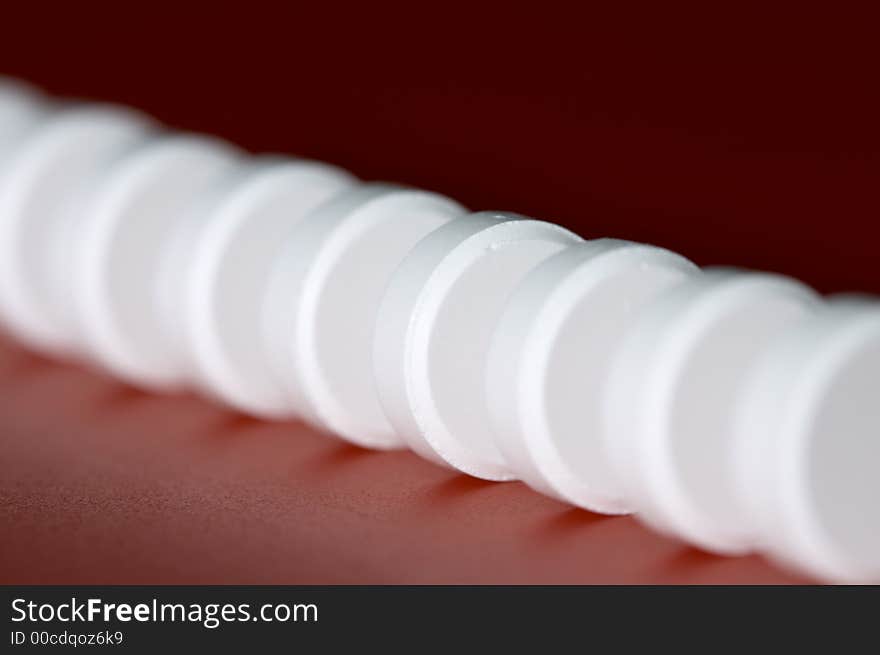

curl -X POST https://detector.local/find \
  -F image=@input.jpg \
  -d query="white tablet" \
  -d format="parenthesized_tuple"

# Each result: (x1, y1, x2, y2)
(263, 184, 464, 447)
(374, 212, 582, 479)
(487, 239, 697, 513)
(180, 158, 356, 418)
(733, 299, 880, 582)
(0, 104, 152, 355)
(604, 269, 818, 553)
(73, 134, 241, 389)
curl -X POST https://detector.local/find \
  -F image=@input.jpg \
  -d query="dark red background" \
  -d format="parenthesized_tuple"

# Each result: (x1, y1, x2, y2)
(1, 2, 876, 583)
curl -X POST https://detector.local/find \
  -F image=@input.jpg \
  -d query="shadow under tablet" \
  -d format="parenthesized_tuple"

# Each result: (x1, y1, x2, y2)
(0, 332, 811, 584)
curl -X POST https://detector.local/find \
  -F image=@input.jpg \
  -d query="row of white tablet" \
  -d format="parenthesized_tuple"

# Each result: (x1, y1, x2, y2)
(1, 78, 877, 584)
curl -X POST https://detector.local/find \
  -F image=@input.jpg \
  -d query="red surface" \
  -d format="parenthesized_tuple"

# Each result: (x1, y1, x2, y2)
(0, 336, 808, 584)
(0, 4, 877, 583)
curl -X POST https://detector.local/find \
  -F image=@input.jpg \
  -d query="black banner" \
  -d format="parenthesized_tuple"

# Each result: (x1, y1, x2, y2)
(1, 586, 875, 651)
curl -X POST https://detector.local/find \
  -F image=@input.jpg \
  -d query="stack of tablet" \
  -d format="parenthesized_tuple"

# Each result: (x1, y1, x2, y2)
(1, 78, 877, 584)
